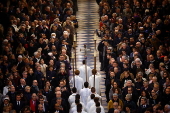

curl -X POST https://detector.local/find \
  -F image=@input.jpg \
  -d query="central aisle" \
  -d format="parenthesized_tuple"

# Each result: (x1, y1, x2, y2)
(75, 0, 108, 112)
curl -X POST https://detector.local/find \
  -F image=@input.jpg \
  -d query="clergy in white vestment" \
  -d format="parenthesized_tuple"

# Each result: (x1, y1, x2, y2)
(68, 87, 78, 106)
(87, 87, 101, 103)
(88, 101, 105, 113)
(70, 70, 84, 94)
(73, 103, 87, 113)
(71, 94, 84, 109)
(78, 60, 92, 82)
(70, 99, 85, 113)
(89, 69, 102, 95)
(86, 94, 95, 113)
(79, 82, 91, 105)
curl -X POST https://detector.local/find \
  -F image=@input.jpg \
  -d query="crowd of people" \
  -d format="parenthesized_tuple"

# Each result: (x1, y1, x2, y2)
(97, 0, 170, 113)
(0, 0, 90, 113)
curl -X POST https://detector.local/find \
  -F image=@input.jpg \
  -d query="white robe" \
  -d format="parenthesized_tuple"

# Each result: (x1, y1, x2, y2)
(89, 73, 102, 95)
(68, 93, 77, 106)
(88, 104, 105, 113)
(78, 65, 92, 82)
(86, 99, 95, 112)
(79, 88, 91, 105)
(87, 93, 101, 103)
(70, 76, 84, 94)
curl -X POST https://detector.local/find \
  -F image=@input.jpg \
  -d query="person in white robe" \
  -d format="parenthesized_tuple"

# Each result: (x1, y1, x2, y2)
(70, 70, 84, 94)
(68, 87, 78, 106)
(79, 82, 91, 105)
(86, 94, 95, 113)
(87, 87, 101, 103)
(73, 103, 87, 113)
(89, 69, 102, 95)
(70, 99, 85, 113)
(88, 101, 105, 113)
(71, 94, 84, 109)
(78, 60, 92, 82)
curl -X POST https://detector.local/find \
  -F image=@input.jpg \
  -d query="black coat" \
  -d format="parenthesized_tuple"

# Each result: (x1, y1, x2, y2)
(13, 101, 25, 113)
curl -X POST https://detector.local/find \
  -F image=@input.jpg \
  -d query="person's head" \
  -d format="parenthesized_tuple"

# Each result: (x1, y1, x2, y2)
(164, 104, 170, 112)
(10, 86, 15, 92)
(74, 70, 80, 75)
(39, 97, 44, 104)
(143, 80, 149, 87)
(31, 93, 37, 100)
(72, 87, 77, 93)
(141, 97, 147, 105)
(75, 94, 80, 100)
(125, 105, 131, 112)
(25, 86, 30, 93)
(165, 88, 170, 95)
(126, 80, 132, 87)
(20, 78, 26, 85)
(153, 82, 159, 91)
(127, 87, 133, 94)
(16, 94, 21, 101)
(96, 107, 101, 113)
(56, 91, 61, 98)
(77, 103, 83, 112)
(92, 69, 97, 75)
(91, 87, 96, 93)
(82, 60, 86, 64)
(84, 82, 89, 88)
(125, 94, 132, 101)
(38, 104, 43, 111)
(91, 94, 95, 99)
(112, 93, 118, 100)
(55, 103, 60, 110)
(114, 109, 120, 113)
(33, 80, 38, 86)
(113, 102, 118, 109)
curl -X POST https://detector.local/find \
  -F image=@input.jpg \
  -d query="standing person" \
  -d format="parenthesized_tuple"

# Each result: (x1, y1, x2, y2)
(89, 69, 102, 95)
(70, 70, 84, 94)
(33, 66, 45, 89)
(79, 82, 91, 105)
(78, 60, 92, 82)
(13, 94, 25, 113)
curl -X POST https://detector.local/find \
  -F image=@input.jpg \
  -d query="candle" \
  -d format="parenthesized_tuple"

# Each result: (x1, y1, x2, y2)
(94, 34, 97, 40)
(74, 34, 76, 41)
(94, 50, 96, 57)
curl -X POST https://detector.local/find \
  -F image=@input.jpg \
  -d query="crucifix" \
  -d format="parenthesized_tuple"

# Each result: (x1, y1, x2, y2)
(80, 44, 91, 82)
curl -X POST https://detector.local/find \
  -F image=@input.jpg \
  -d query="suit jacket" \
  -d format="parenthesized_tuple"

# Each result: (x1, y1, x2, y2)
(17, 85, 27, 93)
(13, 100, 25, 113)
(138, 104, 150, 113)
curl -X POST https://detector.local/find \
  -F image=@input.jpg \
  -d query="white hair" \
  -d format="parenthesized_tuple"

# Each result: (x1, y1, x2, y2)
(34, 51, 38, 56)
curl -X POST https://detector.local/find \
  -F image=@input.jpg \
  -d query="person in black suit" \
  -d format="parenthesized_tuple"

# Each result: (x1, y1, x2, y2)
(16, 55, 25, 75)
(37, 104, 45, 113)
(52, 103, 64, 113)
(30, 80, 39, 94)
(16, 78, 27, 93)
(37, 97, 49, 113)
(33, 66, 45, 89)
(22, 71, 32, 86)
(13, 94, 25, 113)
(138, 97, 150, 113)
